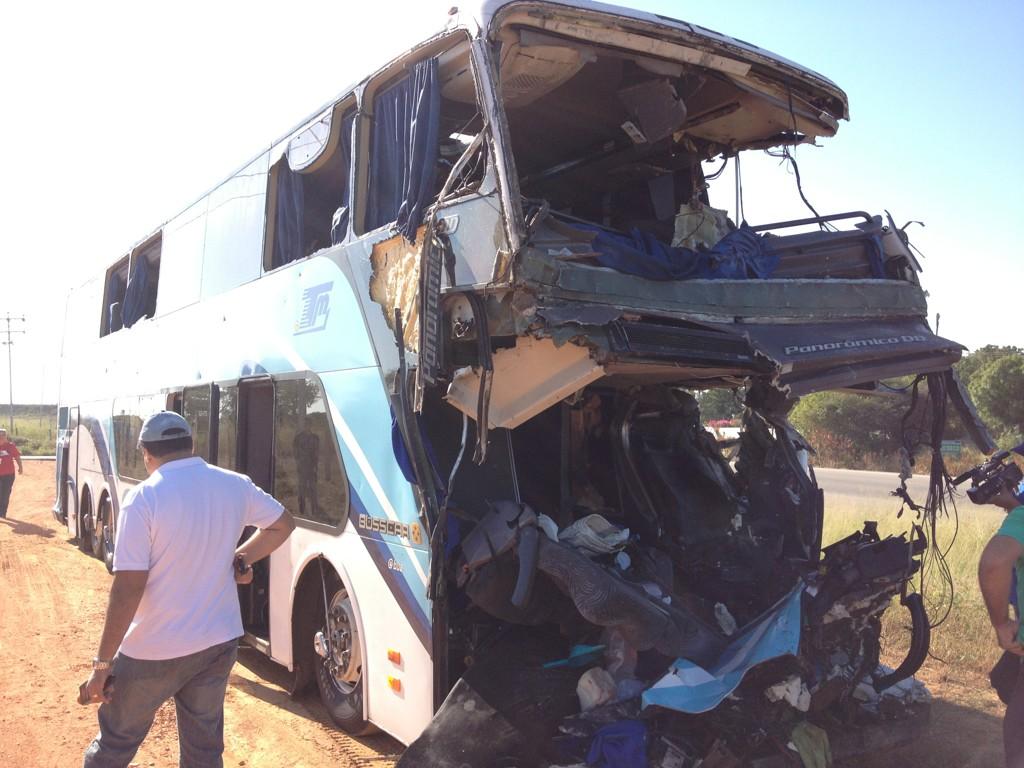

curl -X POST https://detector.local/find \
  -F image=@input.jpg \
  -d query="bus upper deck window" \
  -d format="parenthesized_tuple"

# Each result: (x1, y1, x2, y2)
(269, 107, 356, 269)
(100, 257, 129, 337)
(364, 47, 483, 240)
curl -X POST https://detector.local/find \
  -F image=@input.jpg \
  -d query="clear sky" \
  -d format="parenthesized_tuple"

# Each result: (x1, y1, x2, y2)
(2, 0, 1021, 405)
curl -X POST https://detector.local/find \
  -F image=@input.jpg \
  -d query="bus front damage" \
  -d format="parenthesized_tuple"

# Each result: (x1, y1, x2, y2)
(371, 3, 992, 764)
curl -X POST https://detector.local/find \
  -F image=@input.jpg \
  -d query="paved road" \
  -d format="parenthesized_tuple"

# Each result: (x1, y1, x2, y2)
(814, 466, 930, 501)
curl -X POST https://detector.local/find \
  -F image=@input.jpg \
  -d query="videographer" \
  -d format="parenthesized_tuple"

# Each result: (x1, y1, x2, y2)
(978, 469, 1024, 768)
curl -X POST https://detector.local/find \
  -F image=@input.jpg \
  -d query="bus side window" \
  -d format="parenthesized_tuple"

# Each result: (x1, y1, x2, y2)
(122, 235, 161, 328)
(182, 385, 213, 461)
(100, 256, 130, 337)
(272, 375, 349, 529)
(167, 391, 183, 415)
(265, 105, 356, 270)
(216, 385, 238, 471)
(112, 397, 145, 480)
(362, 44, 483, 238)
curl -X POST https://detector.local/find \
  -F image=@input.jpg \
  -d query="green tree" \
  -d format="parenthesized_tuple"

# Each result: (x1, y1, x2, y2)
(697, 388, 744, 422)
(957, 345, 1023, 389)
(968, 353, 1024, 445)
(789, 390, 908, 458)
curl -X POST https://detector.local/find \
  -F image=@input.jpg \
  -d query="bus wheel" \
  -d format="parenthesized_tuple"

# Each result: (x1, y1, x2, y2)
(78, 493, 94, 555)
(90, 498, 106, 560)
(99, 498, 115, 573)
(314, 584, 374, 735)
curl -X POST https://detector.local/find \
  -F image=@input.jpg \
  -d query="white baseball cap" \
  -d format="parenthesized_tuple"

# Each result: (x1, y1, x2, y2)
(138, 411, 192, 444)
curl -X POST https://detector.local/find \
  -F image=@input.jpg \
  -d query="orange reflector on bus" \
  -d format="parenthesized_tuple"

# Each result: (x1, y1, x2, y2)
(387, 649, 402, 664)
(387, 676, 402, 693)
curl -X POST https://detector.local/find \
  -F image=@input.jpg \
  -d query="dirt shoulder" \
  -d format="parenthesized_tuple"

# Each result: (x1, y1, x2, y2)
(0, 462, 401, 768)
(0, 462, 1008, 767)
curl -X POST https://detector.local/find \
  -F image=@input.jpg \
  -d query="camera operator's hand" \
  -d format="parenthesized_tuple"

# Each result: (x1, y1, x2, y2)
(996, 620, 1024, 656)
(991, 485, 1023, 511)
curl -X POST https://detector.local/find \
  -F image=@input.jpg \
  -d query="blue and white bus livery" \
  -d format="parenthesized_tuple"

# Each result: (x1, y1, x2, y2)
(55, 1, 992, 763)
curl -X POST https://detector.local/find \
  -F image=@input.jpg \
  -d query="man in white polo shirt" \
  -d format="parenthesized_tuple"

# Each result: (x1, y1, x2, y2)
(81, 411, 295, 768)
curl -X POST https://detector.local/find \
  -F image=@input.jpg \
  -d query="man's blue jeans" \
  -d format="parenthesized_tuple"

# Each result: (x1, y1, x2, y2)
(83, 638, 239, 768)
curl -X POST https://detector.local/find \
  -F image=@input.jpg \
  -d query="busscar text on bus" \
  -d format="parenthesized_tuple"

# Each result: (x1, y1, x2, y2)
(52, 2, 995, 765)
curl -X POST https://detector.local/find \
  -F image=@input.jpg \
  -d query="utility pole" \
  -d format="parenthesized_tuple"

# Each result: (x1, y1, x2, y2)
(1, 314, 26, 433)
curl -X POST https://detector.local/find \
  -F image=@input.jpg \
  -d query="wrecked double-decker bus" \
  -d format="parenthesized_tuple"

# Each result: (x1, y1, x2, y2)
(55, 0, 993, 764)
(385, 2, 992, 765)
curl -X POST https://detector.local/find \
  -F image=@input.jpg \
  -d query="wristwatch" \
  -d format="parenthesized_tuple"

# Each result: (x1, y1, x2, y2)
(92, 658, 114, 671)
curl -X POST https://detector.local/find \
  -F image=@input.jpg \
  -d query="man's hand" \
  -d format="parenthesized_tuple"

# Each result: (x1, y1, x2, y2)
(80, 668, 114, 704)
(234, 554, 253, 585)
(996, 620, 1024, 655)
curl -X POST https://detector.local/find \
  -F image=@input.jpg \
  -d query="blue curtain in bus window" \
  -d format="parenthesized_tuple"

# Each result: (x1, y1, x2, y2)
(331, 112, 356, 246)
(122, 256, 150, 328)
(368, 57, 440, 240)
(273, 159, 304, 268)
(106, 271, 126, 332)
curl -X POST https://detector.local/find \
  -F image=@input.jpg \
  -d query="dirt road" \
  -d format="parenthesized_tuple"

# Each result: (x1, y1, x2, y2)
(0, 461, 1010, 767)
(0, 461, 401, 768)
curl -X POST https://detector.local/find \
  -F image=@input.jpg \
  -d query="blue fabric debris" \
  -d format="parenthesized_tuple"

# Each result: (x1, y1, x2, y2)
(570, 220, 779, 281)
(586, 720, 647, 768)
(542, 644, 606, 669)
(369, 58, 440, 240)
(641, 583, 803, 714)
(390, 413, 460, 554)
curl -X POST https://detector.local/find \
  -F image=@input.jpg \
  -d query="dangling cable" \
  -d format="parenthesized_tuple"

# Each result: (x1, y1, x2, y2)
(733, 151, 745, 224)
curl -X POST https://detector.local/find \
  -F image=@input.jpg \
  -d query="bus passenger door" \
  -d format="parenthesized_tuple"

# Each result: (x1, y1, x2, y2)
(57, 406, 78, 529)
(236, 379, 274, 645)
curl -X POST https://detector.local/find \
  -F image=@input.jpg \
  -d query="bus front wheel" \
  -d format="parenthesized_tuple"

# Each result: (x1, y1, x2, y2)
(314, 583, 374, 735)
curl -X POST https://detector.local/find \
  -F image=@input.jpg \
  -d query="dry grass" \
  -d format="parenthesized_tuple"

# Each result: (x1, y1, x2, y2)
(822, 493, 1006, 676)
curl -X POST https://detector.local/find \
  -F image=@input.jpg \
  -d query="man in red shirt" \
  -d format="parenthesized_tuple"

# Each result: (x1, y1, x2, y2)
(0, 428, 24, 518)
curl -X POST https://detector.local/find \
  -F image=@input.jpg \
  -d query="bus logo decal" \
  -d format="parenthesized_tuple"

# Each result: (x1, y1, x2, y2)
(295, 282, 333, 335)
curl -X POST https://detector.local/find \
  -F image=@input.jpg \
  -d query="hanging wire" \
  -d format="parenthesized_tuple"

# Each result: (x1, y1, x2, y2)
(733, 151, 745, 224)
(760, 87, 835, 231)
(704, 155, 729, 181)
(892, 374, 959, 638)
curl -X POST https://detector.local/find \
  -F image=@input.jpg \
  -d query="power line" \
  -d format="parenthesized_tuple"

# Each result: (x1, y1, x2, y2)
(1, 314, 26, 433)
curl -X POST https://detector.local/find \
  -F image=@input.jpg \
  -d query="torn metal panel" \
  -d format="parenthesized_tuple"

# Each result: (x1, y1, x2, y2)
(369, 226, 426, 352)
(436, 193, 508, 286)
(724, 318, 964, 395)
(535, 302, 625, 328)
(520, 252, 930, 322)
(468, 37, 526, 271)
(945, 367, 997, 453)
(490, 4, 848, 157)
(445, 335, 603, 428)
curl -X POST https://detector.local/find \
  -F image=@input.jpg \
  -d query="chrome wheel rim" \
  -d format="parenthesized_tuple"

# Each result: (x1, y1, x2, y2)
(324, 590, 361, 694)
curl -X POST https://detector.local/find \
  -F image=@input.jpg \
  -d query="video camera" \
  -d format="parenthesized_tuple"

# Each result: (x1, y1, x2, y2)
(953, 443, 1024, 505)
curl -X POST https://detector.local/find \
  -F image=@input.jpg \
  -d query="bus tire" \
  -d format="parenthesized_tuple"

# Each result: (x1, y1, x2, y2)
(315, 579, 375, 735)
(89, 495, 105, 560)
(99, 496, 115, 573)
(78, 491, 94, 555)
